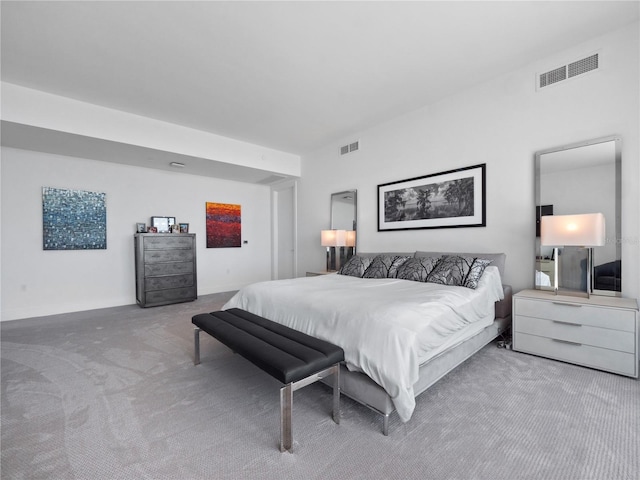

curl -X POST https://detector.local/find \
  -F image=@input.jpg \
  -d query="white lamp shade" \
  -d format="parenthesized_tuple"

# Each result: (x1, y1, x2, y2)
(345, 230, 356, 247)
(321, 230, 347, 247)
(541, 213, 605, 247)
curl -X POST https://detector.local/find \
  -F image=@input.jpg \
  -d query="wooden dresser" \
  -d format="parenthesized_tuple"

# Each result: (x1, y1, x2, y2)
(134, 233, 197, 307)
(513, 289, 638, 378)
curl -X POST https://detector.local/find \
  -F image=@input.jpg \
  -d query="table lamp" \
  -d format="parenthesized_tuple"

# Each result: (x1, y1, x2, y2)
(321, 230, 347, 271)
(541, 213, 605, 296)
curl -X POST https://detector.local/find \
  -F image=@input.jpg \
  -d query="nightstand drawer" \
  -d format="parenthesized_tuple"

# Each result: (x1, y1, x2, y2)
(514, 316, 635, 353)
(515, 298, 635, 332)
(515, 332, 637, 377)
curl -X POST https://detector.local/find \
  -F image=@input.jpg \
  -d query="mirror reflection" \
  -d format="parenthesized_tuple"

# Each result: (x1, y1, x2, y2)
(330, 190, 357, 264)
(535, 137, 621, 296)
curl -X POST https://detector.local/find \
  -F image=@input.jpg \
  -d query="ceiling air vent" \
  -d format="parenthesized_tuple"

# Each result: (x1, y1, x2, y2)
(538, 52, 600, 90)
(340, 140, 360, 155)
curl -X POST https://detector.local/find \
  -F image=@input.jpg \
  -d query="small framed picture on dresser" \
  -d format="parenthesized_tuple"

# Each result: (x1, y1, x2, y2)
(136, 223, 146, 233)
(151, 216, 170, 233)
(147, 226, 158, 233)
(179, 223, 189, 233)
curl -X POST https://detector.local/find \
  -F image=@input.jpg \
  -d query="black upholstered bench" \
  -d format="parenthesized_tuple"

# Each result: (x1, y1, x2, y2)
(191, 308, 344, 452)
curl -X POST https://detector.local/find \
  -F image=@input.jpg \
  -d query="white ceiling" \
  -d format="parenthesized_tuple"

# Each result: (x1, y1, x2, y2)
(1, 1, 638, 158)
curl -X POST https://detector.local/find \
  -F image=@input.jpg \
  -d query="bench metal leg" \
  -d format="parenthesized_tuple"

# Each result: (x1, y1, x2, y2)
(280, 383, 293, 452)
(279, 363, 341, 453)
(193, 327, 201, 365)
(332, 364, 340, 425)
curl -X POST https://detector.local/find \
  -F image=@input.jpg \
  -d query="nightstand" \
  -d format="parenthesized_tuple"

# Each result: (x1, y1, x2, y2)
(512, 289, 638, 378)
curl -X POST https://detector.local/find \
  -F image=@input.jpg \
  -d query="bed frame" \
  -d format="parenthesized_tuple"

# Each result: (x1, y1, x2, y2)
(322, 251, 513, 435)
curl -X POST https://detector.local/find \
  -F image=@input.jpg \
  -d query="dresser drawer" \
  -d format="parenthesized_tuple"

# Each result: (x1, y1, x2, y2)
(145, 261, 194, 276)
(145, 273, 194, 291)
(145, 286, 197, 305)
(514, 332, 637, 377)
(515, 298, 635, 332)
(143, 235, 194, 249)
(514, 316, 635, 353)
(144, 249, 194, 263)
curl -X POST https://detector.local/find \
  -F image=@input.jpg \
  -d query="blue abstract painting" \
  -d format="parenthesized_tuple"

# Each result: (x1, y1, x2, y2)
(42, 187, 107, 250)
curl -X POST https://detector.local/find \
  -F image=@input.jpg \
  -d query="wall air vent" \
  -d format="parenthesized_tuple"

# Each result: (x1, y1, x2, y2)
(538, 52, 600, 90)
(340, 140, 360, 155)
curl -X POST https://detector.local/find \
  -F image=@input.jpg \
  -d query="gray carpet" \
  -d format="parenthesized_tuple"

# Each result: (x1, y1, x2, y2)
(2, 293, 638, 480)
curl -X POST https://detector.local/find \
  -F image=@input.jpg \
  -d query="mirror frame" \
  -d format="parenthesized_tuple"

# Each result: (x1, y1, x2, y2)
(534, 135, 621, 296)
(330, 189, 357, 249)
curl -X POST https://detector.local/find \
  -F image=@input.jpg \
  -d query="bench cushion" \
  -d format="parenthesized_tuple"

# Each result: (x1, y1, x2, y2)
(192, 308, 344, 384)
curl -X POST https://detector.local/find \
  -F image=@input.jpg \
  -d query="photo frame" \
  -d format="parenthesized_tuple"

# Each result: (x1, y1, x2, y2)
(179, 223, 189, 233)
(147, 226, 158, 233)
(378, 163, 486, 231)
(136, 223, 146, 233)
(151, 216, 170, 233)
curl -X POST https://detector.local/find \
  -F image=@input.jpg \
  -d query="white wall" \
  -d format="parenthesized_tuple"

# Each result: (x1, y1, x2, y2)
(298, 22, 639, 298)
(1, 147, 272, 321)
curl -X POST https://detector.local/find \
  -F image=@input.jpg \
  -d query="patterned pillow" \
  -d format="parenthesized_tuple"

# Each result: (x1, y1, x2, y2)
(363, 255, 411, 279)
(396, 256, 442, 282)
(435, 255, 492, 289)
(338, 255, 373, 277)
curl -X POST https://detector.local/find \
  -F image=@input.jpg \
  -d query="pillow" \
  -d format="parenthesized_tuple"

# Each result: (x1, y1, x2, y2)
(415, 251, 505, 279)
(396, 256, 442, 282)
(363, 255, 411, 279)
(435, 255, 492, 289)
(338, 255, 373, 277)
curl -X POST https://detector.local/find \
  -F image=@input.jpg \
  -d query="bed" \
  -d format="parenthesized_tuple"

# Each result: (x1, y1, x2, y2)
(223, 251, 512, 434)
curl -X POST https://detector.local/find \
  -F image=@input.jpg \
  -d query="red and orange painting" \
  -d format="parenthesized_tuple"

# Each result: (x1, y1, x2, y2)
(206, 202, 241, 248)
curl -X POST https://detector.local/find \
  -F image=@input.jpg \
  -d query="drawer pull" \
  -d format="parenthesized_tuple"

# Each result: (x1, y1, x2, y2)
(551, 301, 582, 307)
(552, 320, 582, 327)
(552, 338, 582, 346)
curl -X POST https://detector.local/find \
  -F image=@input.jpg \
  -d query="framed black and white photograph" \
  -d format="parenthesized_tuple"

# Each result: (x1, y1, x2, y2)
(151, 216, 170, 233)
(136, 222, 146, 233)
(378, 163, 486, 231)
(179, 223, 189, 233)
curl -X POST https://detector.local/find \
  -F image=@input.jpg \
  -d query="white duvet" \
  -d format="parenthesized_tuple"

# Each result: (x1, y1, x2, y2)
(223, 266, 504, 422)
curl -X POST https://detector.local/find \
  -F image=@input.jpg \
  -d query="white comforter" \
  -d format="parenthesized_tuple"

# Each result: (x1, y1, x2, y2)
(223, 266, 504, 422)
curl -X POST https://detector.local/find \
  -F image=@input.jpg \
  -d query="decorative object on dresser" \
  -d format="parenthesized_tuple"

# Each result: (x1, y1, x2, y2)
(134, 233, 197, 307)
(512, 289, 638, 378)
(541, 213, 606, 297)
(151, 216, 171, 233)
(377, 163, 486, 231)
(136, 222, 146, 233)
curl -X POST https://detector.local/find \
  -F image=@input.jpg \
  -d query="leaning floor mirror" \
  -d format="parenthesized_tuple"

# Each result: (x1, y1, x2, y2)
(535, 136, 621, 297)
(325, 190, 357, 271)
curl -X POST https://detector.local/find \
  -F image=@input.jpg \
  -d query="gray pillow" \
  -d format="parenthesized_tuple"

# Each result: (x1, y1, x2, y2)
(396, 256, 443, 282)
(415, 251, 505, 279)
(363, 255, 411, 279)
(435, 255, 492, 289)
(338, 255, 373, 277)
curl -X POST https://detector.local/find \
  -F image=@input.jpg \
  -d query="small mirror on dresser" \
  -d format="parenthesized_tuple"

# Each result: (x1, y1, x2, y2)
(534, 136, 621, 296)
